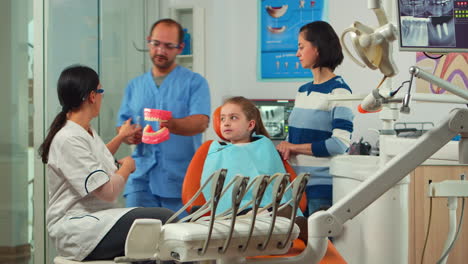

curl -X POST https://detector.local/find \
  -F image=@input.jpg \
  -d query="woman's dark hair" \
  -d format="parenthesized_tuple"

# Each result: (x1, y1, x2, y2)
(38, 65, 99, 163)
(299, 21, 344, 71)
(222, 96, 270, 139)
(149, 18, 184, 45)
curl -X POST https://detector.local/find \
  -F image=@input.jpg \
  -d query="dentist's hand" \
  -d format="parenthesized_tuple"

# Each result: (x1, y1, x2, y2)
(117, 156, 136, 180)
(118, 118, 142, 145)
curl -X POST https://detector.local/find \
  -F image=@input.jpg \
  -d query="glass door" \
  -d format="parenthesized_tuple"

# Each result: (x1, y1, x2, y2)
(0, 0, 35, 263)
(39, 0, 159, 262)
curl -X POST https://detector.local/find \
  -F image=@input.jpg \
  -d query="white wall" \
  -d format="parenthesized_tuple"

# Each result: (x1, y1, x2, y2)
(183, 0, 460, 147)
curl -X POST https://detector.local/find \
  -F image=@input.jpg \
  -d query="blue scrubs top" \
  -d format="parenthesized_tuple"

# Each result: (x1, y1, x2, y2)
(117, 66, 211, 198)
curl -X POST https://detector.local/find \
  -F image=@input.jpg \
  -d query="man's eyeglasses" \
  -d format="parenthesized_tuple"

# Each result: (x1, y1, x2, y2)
(96, 88, 104, 94)
(147, 39, 180, 51)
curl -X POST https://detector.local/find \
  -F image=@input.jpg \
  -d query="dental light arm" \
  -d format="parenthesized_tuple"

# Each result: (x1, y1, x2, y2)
(398, 66, 468, 115)
(409, 66, 468, 101)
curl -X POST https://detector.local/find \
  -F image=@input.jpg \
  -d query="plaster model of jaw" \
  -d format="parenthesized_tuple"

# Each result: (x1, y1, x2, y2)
(142, 125, 170, 144)
(142, 108, 171, 144)
(144, 108, 172, 121)
(267, 25, 287, 34)
(266, 5, 288, 18)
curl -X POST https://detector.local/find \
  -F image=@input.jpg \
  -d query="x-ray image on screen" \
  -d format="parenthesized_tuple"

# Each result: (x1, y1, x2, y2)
(259, 106, 285, 139)
(399, 0, 455, 48)
(397, 0, 468, 52)
(251, 99, 294, 140)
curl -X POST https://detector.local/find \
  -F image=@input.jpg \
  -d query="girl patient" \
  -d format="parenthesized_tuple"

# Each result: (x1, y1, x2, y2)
(200, 96, 295, 216)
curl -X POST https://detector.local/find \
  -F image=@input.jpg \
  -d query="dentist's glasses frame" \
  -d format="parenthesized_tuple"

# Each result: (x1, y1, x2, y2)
(147, 39, 181, 51)
(81, 88, 104, 101)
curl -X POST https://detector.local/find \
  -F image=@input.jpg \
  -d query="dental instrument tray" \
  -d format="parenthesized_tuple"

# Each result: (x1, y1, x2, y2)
(394, 122, 434, 138)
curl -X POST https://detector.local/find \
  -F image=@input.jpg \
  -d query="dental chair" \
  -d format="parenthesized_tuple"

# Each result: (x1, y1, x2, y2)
(180, 106, 345, 263)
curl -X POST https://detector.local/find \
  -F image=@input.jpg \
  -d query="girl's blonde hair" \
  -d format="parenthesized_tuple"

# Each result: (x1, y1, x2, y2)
(222, 96, 270, 138)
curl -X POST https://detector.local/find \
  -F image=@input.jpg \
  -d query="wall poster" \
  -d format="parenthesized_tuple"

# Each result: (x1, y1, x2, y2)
(415, 52, 468, 94)
(259, 0, 328, 79)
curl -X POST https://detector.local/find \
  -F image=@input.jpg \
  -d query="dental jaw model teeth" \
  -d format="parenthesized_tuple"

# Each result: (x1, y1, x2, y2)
(142, 108, 171, 144)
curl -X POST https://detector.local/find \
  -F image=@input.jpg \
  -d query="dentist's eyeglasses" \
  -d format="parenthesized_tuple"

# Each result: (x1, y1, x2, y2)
(147, 39, 180, 51)
(82, 88, 104, 101)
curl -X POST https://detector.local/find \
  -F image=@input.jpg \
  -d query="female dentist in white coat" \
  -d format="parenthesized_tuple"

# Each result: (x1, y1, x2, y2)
(39, 65, 175, 261)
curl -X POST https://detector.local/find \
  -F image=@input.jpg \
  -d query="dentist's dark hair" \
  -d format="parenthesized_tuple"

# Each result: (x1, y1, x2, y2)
(39, 65, 99, 163)
(300, 20, 343, 71)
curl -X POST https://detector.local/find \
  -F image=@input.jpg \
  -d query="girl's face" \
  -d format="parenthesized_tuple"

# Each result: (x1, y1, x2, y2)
(296, 32, 318, 69)
(220, 103, 255, 144)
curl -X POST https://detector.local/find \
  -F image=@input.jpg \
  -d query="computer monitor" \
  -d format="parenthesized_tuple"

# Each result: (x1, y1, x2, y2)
(251, 99, 295, 140)
(397, 0, 468, 53)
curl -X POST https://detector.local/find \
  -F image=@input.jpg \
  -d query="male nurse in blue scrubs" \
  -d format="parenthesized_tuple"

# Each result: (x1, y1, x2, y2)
(116, 18, 211, 216)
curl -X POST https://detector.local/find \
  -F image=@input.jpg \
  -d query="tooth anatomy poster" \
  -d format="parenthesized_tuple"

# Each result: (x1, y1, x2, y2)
(259, 0, 328, 79)
(415, 52, 468, 95)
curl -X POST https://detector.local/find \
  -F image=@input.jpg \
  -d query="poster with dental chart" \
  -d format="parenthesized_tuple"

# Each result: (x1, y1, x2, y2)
(259, 0, 328, 79)
(415, 52, 468, 95)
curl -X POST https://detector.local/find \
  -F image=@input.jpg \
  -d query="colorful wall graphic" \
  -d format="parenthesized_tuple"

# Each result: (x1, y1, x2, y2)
(259, 0, 328, 79)
(416, 52, 468, 94)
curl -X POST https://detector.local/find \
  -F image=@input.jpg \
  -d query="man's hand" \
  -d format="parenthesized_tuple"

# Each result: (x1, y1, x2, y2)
(158, 114, 209, 136)
(159, 118, 172, 130)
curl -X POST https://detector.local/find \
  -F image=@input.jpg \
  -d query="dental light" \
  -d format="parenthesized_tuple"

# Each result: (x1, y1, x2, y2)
(341, 0, 398, 77)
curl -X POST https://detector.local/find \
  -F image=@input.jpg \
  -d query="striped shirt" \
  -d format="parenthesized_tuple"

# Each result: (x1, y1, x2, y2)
(288, 76, 354, 191)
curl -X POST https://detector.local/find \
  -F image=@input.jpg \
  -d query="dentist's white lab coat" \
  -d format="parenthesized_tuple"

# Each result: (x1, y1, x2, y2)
(46, 120, 133, 261)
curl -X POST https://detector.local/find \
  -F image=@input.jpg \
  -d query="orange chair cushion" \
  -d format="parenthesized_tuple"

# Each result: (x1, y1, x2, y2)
(321, 240, 347, 263)
(248, 240, 346, 263)
(181, 140, 212, 212)
(212, 106, 227, 141)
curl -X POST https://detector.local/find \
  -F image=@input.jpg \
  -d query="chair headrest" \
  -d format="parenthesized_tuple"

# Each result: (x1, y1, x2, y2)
(212, 106, 227, 141)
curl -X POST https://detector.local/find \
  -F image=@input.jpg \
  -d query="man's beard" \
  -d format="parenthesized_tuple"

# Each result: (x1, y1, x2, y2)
(152, 55, 174, 69)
